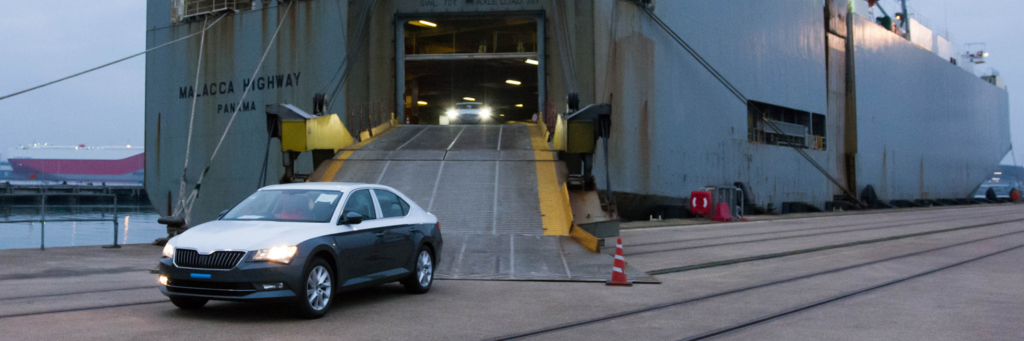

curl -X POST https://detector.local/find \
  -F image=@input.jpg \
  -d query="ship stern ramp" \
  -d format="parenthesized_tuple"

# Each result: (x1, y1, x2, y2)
(310, 124, 654, 282)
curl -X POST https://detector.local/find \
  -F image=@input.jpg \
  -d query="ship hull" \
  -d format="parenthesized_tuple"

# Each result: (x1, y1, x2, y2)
(144, 0, 1010, 224)
(8, 154, 145, 183)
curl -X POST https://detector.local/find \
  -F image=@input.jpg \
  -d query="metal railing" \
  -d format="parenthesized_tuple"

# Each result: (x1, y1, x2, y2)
(700, 186, 745, 221)
(0, 194, 120, 250)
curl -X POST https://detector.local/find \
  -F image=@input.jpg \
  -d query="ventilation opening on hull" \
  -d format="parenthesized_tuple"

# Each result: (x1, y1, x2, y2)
(172, 0, 254, 23)
(402, 17, 541, 126)
(747, 100, 826, 151)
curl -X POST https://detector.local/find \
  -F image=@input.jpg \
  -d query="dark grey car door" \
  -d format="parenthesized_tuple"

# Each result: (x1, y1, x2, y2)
(334, 189, 382, 286)
(373, 189, 415, 271)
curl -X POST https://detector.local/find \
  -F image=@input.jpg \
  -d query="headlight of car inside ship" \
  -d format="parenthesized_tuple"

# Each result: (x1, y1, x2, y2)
(162, 242, 174, 258)
(479, 107, 491, 117)
(446, 109, 458, 119)
(253, 246, 298, 264)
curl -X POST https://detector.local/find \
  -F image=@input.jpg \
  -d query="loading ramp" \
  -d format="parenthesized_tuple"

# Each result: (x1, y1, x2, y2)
(310, 124, 653, 282)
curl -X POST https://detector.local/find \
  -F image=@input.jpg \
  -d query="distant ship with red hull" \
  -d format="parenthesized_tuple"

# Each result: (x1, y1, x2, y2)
(6, 144, 144, 183)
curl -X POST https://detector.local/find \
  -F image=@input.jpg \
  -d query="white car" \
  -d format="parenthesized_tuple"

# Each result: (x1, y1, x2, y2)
(445, 102, 492, 124)
(157, 182, 443, 319)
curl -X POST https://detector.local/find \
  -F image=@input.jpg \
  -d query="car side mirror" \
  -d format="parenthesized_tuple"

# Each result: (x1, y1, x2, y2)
(339, 212, 364, 225)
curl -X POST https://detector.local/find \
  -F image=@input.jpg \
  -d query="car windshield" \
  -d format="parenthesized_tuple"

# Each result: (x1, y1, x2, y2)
(456, 103, 480, 109)
(221, 189, 342, 223)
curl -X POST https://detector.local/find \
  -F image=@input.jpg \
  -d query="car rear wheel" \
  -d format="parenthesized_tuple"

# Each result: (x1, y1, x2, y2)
(294, 258, 334, 319)
(401, 248, 434, 294)
(169, 296, 208, 310)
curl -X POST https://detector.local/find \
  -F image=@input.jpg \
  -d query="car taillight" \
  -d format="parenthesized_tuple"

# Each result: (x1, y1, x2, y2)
(436, 222, 441, 230)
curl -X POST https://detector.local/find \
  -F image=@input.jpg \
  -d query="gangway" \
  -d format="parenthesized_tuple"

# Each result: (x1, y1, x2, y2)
(309, 124, 651, 282)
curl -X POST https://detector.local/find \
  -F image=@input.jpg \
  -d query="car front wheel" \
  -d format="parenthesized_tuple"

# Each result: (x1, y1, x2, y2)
(295, 258, 334, 319)
(402, 248, 434, 294)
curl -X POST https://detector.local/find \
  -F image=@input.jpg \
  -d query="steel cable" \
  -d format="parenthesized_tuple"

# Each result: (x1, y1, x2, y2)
(325, 0, 378, 113)
(549, 0, 579, 95)
(0, 14, 227, 102)
(174, 15, 216, 217)
(176, 2, 295, 223)
(320, 0, 374, 94)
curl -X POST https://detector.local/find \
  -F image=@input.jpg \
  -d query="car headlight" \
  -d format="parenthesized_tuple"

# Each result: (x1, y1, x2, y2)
(253, 246, 298, 264)
(162, 242, 174, 258)
(446, 109, 458, 119)
(479, 108, 491, 117)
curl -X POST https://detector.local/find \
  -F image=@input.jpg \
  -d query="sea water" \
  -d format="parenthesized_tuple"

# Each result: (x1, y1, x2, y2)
(0, 205, 165, 250)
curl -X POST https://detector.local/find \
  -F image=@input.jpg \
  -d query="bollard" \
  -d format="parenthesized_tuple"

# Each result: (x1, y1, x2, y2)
(40, 195, 46, 250)
(104, 195, 121, 249)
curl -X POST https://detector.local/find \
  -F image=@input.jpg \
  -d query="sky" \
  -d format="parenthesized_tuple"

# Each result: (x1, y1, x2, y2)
(0, 1, 146, 159)
(890, 0, 1024, 165)
(0, 0, 1021, 164)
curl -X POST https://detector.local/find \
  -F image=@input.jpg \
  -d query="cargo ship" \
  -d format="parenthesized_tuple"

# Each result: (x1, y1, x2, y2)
(6, 144, 144, 183)
(143, 0, 1010, 226)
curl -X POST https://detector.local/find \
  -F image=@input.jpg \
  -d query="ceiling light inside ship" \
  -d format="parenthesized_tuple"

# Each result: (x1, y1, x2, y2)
(515, 104, 523, 107)
(417, 101, 428, 106)
(404, 17, 539, 123)
(410, 20, 437, 28)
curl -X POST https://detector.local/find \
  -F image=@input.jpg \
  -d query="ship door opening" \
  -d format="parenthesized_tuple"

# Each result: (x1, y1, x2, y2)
(398, 14, 543, 126)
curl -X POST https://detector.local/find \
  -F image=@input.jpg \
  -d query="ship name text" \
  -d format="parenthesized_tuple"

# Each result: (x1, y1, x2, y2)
(177, 72, 302, 99)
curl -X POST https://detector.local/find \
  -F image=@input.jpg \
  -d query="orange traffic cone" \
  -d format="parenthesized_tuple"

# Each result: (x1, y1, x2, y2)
(607, 238, 633, 286)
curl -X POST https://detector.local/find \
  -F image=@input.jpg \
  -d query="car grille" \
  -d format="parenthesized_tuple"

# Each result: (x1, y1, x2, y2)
(174, 249, 246, 270)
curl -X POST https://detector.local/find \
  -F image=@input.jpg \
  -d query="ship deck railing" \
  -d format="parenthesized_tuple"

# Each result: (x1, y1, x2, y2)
(172, 0, 254, 23)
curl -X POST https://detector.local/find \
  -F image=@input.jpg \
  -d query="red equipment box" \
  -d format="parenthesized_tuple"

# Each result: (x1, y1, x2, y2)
(691, 191, 712, 216)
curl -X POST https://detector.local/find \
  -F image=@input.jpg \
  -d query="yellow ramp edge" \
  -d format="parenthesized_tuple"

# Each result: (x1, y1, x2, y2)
(310, 118, 399, 182)
(531, 124, 571, 236)
(570, 224, 601, 252)
(313, 121, 573, 237)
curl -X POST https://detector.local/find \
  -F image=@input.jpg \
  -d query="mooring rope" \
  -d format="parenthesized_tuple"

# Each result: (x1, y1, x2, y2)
(176, 1, 296, 224)
(0, 14, 227, 102)
(174, 15, 214, 219)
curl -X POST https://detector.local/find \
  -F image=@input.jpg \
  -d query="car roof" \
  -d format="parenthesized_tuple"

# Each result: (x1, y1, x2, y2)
(259, 182, 388, 192)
